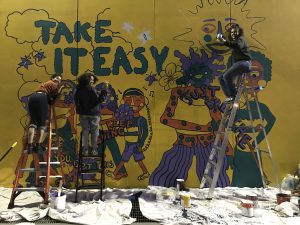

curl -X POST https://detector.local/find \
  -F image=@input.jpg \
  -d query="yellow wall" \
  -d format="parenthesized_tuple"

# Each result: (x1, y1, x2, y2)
(0, 0, 299, 189)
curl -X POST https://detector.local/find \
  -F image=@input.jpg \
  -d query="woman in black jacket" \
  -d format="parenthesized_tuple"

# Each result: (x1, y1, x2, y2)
(217, 24, 252, 102)
(74, 73, 106, 156)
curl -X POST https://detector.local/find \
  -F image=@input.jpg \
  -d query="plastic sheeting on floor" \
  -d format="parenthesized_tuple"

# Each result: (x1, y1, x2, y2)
(139, 186, 300, 225)
(0, 187, 140, 224)
(1, 186, 299, 224)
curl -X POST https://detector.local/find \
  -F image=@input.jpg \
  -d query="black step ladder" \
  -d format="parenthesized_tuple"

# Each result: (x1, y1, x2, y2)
(8, 106, 65, 208)
(200, 73, 279, 199)
(74, 131, 105, 202)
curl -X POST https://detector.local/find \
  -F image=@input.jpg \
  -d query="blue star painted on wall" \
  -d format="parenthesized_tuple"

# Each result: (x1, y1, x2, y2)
(145, 74, 157, 86)
(34, 51, 46, 61)
(18, 56, 33, 69)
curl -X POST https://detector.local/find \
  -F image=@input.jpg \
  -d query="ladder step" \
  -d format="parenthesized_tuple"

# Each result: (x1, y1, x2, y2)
(216, 131, 225, 135)
(19, 168, 37, 172)
(20, 168, 46, 172)
(81, 155, 102, 158)
(78, 184, 102, 190)
(204, 175, 213, 185)
(80, 169, 103, 174)
(233, 125, 264, 131)
(214, 146, 223, 152)
(208, 160, 217, 167)
(259, 149, 270, 154)
(46, 147, 59, 150)
(15, 187, 44, 192)
(39, 162, 60, 165)
(225, 126, 232, 131)
(39, 175, 62, 178)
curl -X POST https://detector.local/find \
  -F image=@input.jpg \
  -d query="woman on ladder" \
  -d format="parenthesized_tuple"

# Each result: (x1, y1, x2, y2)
(217, 24, 252, 102)
(27, 74, 64, 153)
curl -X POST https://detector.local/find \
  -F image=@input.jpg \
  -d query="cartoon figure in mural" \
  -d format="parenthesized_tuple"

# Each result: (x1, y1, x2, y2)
(217, 23, 251, 102)
(95, 82, 127, 180)
(107, 88, 152, 181)
(74, 73, 107, 156)
(229, 51, 275, 187)
(150, 49, 232, 187)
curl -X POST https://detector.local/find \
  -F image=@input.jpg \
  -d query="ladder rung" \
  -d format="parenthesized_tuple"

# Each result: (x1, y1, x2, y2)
(216, 131, 225, 135)
(214, 146, 223, 152)
(208, 160, 217, 167)
(204, 175, 213, 185)
(80, 169, 103, 174)
(225, 126, 232, 131)
(15, 187, 44, 192)
(46, 147, 59, 150)
(19, 168, 46, 172)
(81, 155, 102, 158)
(39, 175, 62, 178)
(237, 125, 264, 131)
(259, 149, 270, 154)
(19, 168, 36, 172)
(39, 162, 60, 165)
(78, 184, 102, 190)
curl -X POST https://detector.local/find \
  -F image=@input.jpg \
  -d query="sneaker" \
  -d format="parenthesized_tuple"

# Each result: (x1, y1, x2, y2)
(82, 148, 89, 156)
(27, 143, 34, 154)
(35, 144, 46, 153)
(224, 97, 234, 103)
(91, 149, 98, 156)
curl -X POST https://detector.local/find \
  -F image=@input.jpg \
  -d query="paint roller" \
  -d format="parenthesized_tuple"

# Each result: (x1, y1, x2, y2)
(0, 142, 17, 162)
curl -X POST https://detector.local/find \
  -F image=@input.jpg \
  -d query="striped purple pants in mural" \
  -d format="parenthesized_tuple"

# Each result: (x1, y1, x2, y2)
(149, 142, 229, 187)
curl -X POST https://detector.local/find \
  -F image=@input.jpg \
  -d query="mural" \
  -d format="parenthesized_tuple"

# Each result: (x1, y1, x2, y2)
(3, 0, 297, 189)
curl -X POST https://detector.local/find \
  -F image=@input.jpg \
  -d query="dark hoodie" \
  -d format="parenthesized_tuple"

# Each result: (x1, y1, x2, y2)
(224, 36, 251, 63)
(74, 85, 104, 116)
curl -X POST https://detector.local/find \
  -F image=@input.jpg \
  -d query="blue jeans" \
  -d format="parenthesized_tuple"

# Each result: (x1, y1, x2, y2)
(79, 115, 100, 151)
(219, 60, 251, 97)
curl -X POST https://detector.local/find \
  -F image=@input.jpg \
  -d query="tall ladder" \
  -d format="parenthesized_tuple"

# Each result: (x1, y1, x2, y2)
(200, 73, 279, 199)
(74, 131, 105, 202)
(8, 106, 65, 208)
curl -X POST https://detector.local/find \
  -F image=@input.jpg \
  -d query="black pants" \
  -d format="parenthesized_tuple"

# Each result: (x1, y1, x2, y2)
(28, 92, 49, 128)
(219, 60, 251, 97)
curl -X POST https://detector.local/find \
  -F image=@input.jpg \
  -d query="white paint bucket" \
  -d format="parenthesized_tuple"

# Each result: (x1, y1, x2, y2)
(50, 192, 66, 210)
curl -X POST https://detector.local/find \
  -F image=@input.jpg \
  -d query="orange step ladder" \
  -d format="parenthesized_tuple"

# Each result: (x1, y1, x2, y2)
(8, 106, 65, 209)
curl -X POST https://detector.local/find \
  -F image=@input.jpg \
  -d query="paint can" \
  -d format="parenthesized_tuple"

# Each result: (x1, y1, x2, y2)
(276, 193, 291, 205)
(240, 199, 254, 217)
(176, 178, 185, 191)
(246, 193, 258, 208)
(50, 192, 66, 210)
(180, 192, 191, 208)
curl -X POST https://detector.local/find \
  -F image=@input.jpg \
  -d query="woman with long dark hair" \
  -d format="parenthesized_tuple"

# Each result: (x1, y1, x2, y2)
(217, 24, 252, 102)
